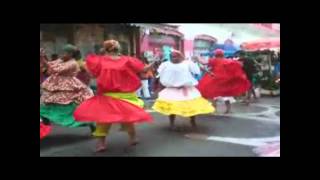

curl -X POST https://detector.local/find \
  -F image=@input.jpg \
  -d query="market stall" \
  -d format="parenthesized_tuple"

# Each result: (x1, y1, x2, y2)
(240, 38, 280, 96)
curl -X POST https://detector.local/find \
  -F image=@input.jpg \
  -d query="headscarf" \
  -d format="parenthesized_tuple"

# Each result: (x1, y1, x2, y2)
(62, 44, 77, 57)
(214, 49, 224, 57)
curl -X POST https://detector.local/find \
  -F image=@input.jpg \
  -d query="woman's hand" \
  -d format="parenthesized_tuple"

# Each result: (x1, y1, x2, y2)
(142, 61, 157, 73)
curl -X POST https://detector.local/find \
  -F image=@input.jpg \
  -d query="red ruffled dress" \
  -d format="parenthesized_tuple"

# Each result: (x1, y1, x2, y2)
(197, 58, 251, 99)
(40, 121, 51, 140)
(74, 55, 153, 124)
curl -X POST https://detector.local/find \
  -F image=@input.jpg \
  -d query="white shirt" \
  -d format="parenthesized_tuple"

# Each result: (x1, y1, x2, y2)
(158, 60, 200, 87)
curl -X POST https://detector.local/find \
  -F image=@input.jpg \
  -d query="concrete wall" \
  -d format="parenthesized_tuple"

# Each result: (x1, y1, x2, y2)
(74, 24, 105, 57)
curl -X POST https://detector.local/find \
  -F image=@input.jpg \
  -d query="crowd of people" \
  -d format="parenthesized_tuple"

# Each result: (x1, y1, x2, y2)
(40, 39, 279, 154)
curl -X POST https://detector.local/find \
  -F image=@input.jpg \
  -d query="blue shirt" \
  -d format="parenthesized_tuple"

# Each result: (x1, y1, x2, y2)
(273, 62, 280, 76)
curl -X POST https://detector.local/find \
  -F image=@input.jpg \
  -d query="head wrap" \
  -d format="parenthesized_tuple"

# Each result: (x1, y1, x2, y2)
(214, 49, 224, 57)
(62, 44, 77, 55)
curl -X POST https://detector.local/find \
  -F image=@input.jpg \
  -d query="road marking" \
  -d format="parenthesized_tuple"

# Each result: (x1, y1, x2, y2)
(185, 134, 280, 147)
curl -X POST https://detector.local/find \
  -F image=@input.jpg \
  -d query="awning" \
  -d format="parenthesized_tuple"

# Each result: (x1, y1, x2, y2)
(241, 38, 280, 51)
(127, 23, 184, 37)
(194, 34, 217, 43)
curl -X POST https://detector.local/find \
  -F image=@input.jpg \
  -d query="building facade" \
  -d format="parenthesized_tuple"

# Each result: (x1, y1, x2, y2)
(40, 24, 138, 58)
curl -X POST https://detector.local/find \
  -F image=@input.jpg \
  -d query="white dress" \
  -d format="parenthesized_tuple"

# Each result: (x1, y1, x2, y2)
(157, 60, 201, 101)
(158, 60, 200, 87)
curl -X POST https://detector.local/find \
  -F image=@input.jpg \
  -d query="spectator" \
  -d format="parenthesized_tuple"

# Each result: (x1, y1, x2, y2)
(137, 57, 152, 99)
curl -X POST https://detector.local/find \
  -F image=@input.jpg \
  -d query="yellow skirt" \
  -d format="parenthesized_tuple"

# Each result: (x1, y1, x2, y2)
(104, 92, 144, 108)
(152, 97, 215, 117)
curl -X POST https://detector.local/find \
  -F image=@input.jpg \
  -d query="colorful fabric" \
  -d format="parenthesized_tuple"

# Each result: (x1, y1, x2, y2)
(157, 87, 202, 101)
(104, 92, 144, 108)
(40, 122, 51, 140)
(197, 58, 251, 99)
(74, 55, 152, 124)
(40, 103, 91, 128)
(152, 96, 215, 117)
(74, 94, 152, 124)
(85, 54, 144, 94)
(41, 59, 93, 104)
(158, 60, 200, 87)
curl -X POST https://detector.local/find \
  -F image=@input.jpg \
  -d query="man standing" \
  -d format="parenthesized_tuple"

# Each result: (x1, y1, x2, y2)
(238, 52, 260, 105)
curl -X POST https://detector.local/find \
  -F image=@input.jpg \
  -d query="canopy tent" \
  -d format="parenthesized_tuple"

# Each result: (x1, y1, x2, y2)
(241, 38, 280, 51)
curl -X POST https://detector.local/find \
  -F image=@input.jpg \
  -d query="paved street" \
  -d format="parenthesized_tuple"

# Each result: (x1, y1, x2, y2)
(40, 96, 280, 157)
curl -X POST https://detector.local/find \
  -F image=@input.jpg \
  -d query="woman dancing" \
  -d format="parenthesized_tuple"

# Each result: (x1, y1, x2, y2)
(40, 44, 95, 131)
(152, 50, 215, 131)
(196, 49, 251, 113)
(74, 40, 155, 152)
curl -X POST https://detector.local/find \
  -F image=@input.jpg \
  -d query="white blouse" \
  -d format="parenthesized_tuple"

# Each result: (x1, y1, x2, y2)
(158, 60, 200, 87)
